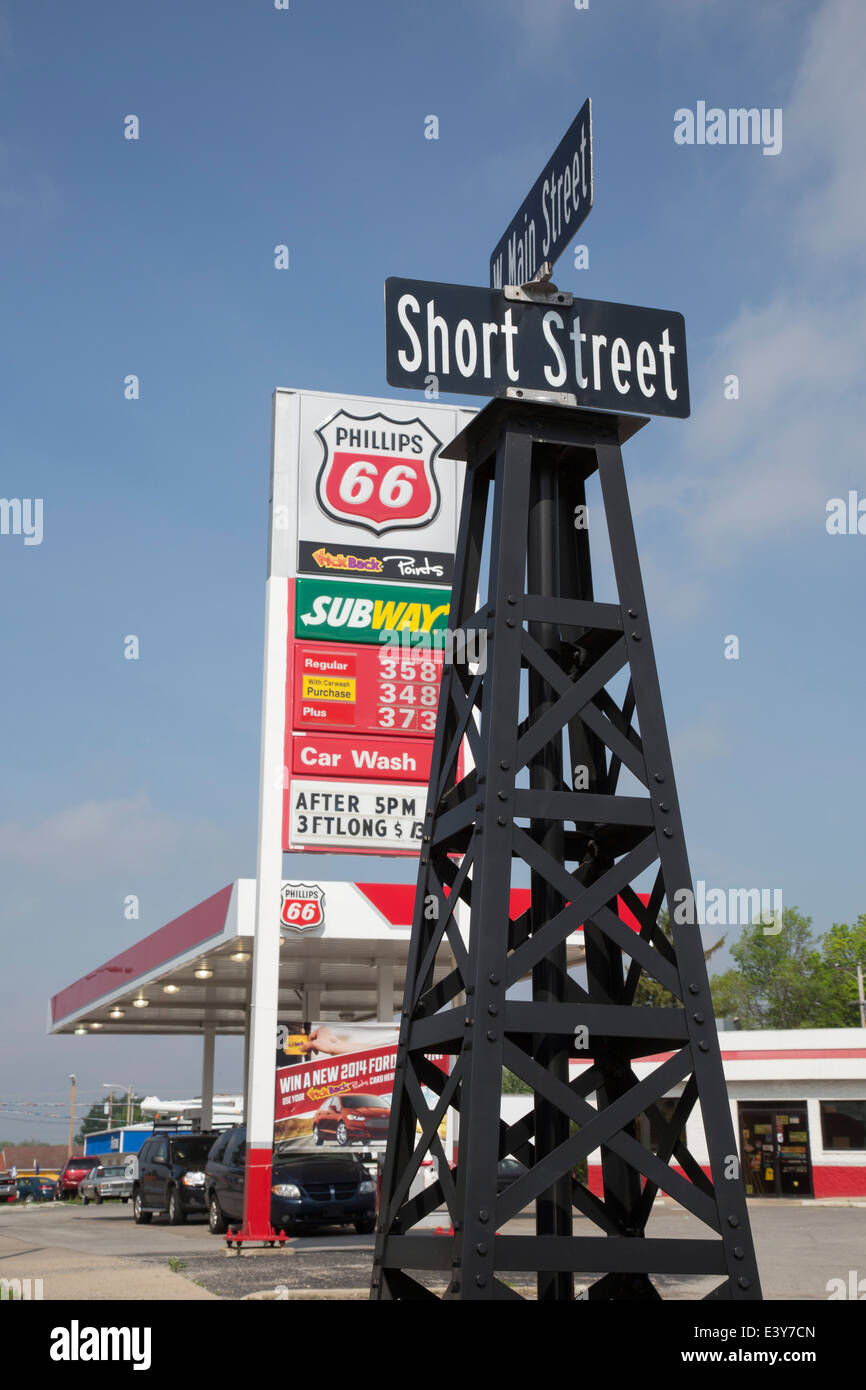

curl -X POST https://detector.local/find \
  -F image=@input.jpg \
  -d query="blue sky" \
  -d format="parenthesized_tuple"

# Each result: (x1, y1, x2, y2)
(1, 0, 864, 1138)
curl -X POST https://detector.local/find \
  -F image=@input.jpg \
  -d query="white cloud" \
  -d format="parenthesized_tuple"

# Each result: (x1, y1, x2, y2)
(635, 0, 866, 582)
(0, 795, 238, 882)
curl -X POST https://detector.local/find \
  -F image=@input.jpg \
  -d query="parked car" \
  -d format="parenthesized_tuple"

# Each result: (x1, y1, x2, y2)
(59, 1156, 101, 1199)
(205, 1126, 377, 1235)
(0, 1172, 19, 1203)
(79, 1164, 133, 1205)
(496, 1157, 528, 1195)
(14, 1175, 56, 1202)
(132, 1131, 218, 1225)
(312, 1093, 391, 1146)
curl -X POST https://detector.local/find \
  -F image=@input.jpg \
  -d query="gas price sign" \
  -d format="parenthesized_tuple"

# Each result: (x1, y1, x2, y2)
(292, 642, 443, 738)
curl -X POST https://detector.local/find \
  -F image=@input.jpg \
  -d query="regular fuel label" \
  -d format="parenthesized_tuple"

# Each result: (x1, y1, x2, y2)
(288, 779, 426, 851)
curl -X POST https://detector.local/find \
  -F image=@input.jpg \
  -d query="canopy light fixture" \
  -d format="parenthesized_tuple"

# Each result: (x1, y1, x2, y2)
(230, 950, 251, 963)
(194, 966, 213, 980)
(132, 997, 149, 1009)
(162, 983, 180, 994)
(109, 1008, 125, 1019)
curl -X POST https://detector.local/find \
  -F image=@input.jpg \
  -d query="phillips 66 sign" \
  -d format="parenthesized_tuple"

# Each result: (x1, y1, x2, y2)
(314, 411, 443, 534)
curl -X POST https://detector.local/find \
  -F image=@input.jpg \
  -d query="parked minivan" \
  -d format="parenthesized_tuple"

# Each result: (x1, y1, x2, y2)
(205, 1126, 376, 1236)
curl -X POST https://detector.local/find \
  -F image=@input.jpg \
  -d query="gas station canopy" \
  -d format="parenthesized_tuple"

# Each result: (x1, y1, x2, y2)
(49, 881, 588, 1037)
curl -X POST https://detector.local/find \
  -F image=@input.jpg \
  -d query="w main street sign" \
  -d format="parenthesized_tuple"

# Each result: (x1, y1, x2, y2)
(490, 98, 593, 289)
(385, 277, 689, 419)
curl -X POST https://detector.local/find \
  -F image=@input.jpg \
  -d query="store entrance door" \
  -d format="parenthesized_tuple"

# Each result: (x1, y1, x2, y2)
(738, 1101, 813, 1198)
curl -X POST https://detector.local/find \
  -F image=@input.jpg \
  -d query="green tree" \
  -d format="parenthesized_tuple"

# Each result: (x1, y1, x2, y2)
(709, 908, 825, 1029)
(74, 1095, 145, 1147)
(633, 911, 724, 1007)
(812, 915, 866, 1027)
(501, 1069, 531, 1095)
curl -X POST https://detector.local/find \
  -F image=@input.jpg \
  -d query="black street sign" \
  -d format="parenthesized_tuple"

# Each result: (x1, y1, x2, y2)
(385, 277, 689, 419)
(490, 98, 593, 290)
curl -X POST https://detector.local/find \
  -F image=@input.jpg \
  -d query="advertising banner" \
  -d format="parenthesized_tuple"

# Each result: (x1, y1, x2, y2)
(274, 1021, 447, 1151)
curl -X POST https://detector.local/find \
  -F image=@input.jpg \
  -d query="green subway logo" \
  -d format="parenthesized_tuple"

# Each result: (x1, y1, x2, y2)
(295, 577, 452, 646)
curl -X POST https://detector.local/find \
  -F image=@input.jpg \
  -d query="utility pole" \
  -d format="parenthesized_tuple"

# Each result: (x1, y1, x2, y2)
(67, 1075, 76, 1159)
(857, 964, 866, 1030)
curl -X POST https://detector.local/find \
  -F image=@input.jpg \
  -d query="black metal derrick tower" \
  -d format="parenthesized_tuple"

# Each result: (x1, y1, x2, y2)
(371, 397, 762, 1302)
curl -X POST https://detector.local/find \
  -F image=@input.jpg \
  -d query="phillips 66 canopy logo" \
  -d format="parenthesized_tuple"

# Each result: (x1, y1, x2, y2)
(314, 410, 443, 535)
(280, 883, 325, 934)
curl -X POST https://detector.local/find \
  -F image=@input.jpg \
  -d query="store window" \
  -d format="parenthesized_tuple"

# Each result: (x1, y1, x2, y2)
(820, 1100, 866, 1150)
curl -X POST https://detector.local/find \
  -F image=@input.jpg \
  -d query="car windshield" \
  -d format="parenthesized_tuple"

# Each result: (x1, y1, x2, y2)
(345, 1095, 389, 1109)
(101, 1167, 127, 1177)
(171, 1138, 212, 1164)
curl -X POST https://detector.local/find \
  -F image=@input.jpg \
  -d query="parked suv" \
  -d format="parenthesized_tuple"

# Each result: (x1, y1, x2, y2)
(205, 1126, 377, 1236)
(59, 1156, 101, 1199)
(132, 1131, 218, 1225)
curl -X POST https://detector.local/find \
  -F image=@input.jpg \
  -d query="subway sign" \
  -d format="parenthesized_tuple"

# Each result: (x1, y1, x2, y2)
(294, 577, 452, 646)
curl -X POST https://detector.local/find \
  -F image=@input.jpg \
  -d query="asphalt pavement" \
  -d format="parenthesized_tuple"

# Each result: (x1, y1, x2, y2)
(1, 1199, 863, 1300)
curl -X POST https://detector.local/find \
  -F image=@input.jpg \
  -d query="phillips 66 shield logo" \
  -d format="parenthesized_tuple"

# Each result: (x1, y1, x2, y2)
(314, 411, 442, 535)
(280, 883, 325, 934)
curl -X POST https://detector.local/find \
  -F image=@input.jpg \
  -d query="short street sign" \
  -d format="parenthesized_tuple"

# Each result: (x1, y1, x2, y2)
(385, 277, 689, 419)
(490, 98, 593, 290)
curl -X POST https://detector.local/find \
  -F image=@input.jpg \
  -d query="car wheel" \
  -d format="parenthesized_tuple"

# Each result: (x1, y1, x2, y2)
(82, 1195, 89, 1205)
(313, 1124, 323, 1146)
(167, 1188, 186, 1226)
(208, 1193, 227, 1235)
(133, 1190, 152, 1225)
(336, 1121, 349, 1147)
(94, 1193, 103, 1205)
(354, 1216, 376, 1234)
(122, 1197, 129, 1204)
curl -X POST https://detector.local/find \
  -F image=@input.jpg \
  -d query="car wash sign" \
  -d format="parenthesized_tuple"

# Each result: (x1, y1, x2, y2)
(268, 389, 473, 858)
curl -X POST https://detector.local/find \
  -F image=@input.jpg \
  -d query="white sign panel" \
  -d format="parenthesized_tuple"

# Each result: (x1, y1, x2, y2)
(287, 779, 427, 852)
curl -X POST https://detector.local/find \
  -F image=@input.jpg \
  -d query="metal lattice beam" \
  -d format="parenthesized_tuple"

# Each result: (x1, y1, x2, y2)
(371, 399, 762, 1302)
